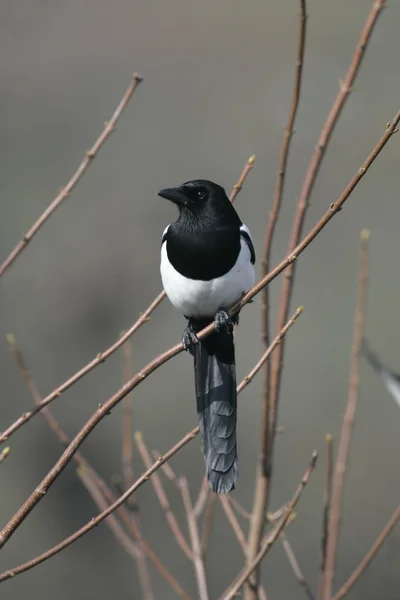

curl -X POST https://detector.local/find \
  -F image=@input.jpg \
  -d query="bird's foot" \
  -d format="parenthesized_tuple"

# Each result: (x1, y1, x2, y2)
(182, 322, 199, 356)
(214, 308, 234, 333)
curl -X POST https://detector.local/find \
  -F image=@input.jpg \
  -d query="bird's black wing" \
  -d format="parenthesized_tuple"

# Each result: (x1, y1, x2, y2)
(240, 225, 256, 265)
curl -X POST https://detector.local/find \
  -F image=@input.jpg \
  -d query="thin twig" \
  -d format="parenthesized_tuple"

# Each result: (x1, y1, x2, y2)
(7, 336, 190, 600)
(121, 334, 136, 508)
(0, 153, 254, 445)
(333, 503, 400, 600)
(179, 477, 210, 600)
(321, 230, 370, 600)
(247, 2, 307, 593)
(0, 111, 397, 550)
(280, 531, 316, 600)
(318, 433, 334, 598)
(200, 493, 217, 557)
(120, 337, 153, 597)
(220, 498, 268, 600)
(237, 306, 303, 394)
(220, 497, 248, 552)
(0, 74, 143, 279)
(229, 155, 256, 203)
(247, 2, 385, 597)
(229, 497, 252, 520)
(0, 290, 166, 444)
(0, 448, 10, 465)
(220, 451, 318, 600)
(135, 432, 193, 560)
(193, 477, 209, 518)
(77, 467, 154, 600)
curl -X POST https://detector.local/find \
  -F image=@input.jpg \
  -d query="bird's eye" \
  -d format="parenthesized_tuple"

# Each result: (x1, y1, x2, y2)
(197, 190, 206, 200)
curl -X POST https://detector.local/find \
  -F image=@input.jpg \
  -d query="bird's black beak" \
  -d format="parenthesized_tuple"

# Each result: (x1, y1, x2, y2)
(157, 187, 187, 206)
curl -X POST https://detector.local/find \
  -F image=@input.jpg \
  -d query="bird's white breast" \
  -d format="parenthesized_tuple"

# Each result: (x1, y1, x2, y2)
(160, 234, 255, 318)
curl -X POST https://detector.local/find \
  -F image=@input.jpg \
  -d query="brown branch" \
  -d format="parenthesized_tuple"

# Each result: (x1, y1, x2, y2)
(247, 2, 386, 595)
(320, 230, 370, 600)
(7, 336, 190, 600)
(179, 477, 210, 600)
(280, 531, 316, 600)
(0, 152, 254, 446)
(0, 111, 397, 550)
(0, 74, 143, 279)
(229, 155, 256, 203)
(77, 467, 154, 600)
(220, 451, 318, 600)
(121, 334, 136, 508)
(200, 493, 217, 557)
(120, 337, 153, 596)
(219, 498, 268, 600)
(193, 477, 209, 518)
(237, 306, 303, 394)
(0, 447, 10, 465)
(135, 432, 193, 560)
(247, 2, 307, 592)
(0, 312, 303, 582)
(333, 503, 400, 600)
(0, 290, 166, 444)
(318, 433, 334, 598)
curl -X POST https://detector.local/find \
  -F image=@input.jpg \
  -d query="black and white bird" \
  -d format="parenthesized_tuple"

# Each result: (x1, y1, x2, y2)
(158, 179, 256, 494)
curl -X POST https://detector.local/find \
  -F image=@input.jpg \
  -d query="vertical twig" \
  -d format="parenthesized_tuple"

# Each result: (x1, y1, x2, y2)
(180, 477, 210, 600)
(135, 433, 193, 560)
(280, 531, 316, 600)
(247, 3, 385, 596)
(229, 155, 256, 203)
(321, 230, 370, 600)
(120, 337, 154, 600)
(221, 452, 318, 600)
(193, 477, 209, 518)
(0, 74, 143, 279)
(121, 334, 136, 508)
(247, 2, 308, 595)
(7, 336, 188, 600)
(200, 493, 217, 557)
(333, 503, 400, 600)
(318, 433, 334, 598)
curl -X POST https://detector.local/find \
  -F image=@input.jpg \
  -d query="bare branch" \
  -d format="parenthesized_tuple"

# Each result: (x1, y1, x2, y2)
(180, 477, 210, 600)
(333, 503, 400, 600)
(193, 477, 209, 518)
(135, 432, 193, 560)
(121, 334, 136, 508)
(237, 306, 303, 394)
(321, 230, 370, 600)
(200, 493, 217, 557)
(247, 2, 386, 596)
(220, 451, 318, 600)
(318, 433, 334, 598)
(229, 154, 256, 203)
(280, 531, 316, 600)
(7, 336, 190, 600)
(0, 74, 143, 279)
(0, 290, 165, 444)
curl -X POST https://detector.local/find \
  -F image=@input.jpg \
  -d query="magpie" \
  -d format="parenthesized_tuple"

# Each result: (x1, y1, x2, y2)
(158, 179, 256, 494)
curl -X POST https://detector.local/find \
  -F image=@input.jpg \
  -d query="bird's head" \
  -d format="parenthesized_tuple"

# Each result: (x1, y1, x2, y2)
(157, 180, 231, 218)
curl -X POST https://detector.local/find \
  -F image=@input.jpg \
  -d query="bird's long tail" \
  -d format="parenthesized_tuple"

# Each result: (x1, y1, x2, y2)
(192, 320, 237, 494)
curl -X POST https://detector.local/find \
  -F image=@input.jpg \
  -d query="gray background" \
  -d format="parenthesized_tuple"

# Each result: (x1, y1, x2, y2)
(1, 1, 400, 599)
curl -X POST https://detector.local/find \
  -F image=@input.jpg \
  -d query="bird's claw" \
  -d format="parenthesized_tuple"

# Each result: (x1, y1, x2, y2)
(182, 325, 199, 356)
(214, 308, 234, 333)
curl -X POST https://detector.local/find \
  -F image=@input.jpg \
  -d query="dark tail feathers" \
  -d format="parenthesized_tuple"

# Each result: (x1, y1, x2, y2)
(193, 322, 237, 494)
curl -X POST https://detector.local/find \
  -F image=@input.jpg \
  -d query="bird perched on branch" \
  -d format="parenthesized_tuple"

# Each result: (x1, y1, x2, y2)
(158, 179, 256, 493)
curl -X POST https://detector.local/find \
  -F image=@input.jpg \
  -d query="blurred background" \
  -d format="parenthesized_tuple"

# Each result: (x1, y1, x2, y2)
(1, 1, 400, 598)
